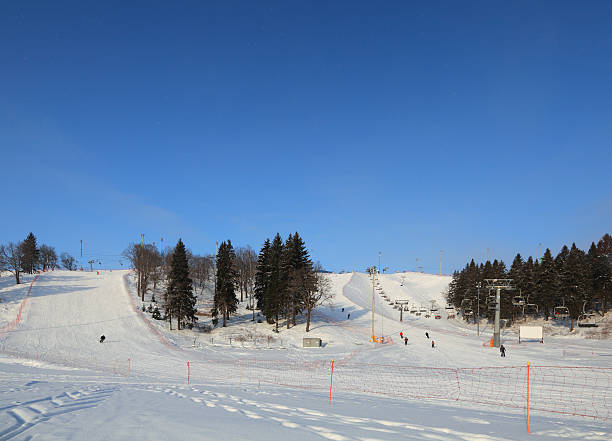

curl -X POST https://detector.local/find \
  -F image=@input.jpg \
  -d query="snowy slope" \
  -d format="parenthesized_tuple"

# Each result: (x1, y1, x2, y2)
(1, 270, 611, 440)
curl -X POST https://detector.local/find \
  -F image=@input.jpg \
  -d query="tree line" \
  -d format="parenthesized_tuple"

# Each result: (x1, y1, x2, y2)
(0, 232, 76, 284)
(446, 233, 612, 324)
(124, 232, 330, 334)
(253, 232, 330, 332)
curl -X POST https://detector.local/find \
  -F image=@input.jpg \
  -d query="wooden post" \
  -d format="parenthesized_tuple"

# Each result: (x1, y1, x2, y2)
(187, 361, 190, 384)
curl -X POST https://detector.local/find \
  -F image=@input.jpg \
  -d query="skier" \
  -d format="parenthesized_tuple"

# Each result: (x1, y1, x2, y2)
(347, 313, 351, 319)
(500, 344, 506, 357)
(342, 308, 344, 312)
(431, 340, 435, 349)
(404, 337, 408, 346)
(400, 331, 403, 339)
(425, 332, 429, 339)
(99, 335, 106, 343)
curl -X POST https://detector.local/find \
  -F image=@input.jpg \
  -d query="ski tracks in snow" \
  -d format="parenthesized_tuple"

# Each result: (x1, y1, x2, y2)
(0, 386, 117, 441)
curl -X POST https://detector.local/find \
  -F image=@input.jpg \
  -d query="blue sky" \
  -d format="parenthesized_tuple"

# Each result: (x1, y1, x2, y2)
(1, 1, 610, 273)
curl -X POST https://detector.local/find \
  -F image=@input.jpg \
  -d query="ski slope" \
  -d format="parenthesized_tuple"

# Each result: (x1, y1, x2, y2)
(1, 270, 611, 440)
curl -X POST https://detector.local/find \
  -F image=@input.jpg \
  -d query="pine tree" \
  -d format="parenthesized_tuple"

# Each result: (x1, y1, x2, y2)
(267, 234, 285, 332)
(254, 239, 271, 313)
(165, 239, 196, 330)
(536, 248, 559, 319)
(588, 241, 611, 314)
(21, 233, 39, 274)
(281, 232, 312, 328)
(212, 240, 238, 327)
(561, 243, 590, 330)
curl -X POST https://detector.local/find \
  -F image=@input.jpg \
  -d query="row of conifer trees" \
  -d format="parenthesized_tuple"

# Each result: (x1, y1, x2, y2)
(446, 234, 612, 322)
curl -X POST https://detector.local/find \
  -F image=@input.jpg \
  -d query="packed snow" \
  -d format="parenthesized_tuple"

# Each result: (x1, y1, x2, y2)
(1, 270, 610, 440)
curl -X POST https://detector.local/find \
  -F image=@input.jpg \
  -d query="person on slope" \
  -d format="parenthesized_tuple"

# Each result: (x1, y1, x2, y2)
(404, 337, 408, 346)
(425, 332, 429, 339)
(400, 331, 403, 339)
(500, 344, 506, 357)
(431, 340, 435, 349)
(99, 335, 106, 343)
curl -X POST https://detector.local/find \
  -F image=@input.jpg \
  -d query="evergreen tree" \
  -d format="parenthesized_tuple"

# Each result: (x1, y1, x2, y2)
(266, 233, 285, 332)
(21, 233, 39, 274)
(561, 243, 590, 329)
(588, 241, 611, 314)
(282, 232, 312, 328)
(165, 239, 196, 330)
(254, 239, 271, 312)
(535, 248, 559, 319)
(212, 240, 238, 327)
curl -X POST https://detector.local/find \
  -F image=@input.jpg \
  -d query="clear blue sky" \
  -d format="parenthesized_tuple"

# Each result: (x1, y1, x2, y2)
(1, 1, 610, 273)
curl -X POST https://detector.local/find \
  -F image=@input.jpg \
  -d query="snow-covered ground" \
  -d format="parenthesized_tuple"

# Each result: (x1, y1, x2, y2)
(1, 270, 610, 440)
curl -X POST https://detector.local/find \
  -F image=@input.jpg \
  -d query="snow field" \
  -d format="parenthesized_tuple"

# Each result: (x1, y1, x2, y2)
(1, 270, 611, 440)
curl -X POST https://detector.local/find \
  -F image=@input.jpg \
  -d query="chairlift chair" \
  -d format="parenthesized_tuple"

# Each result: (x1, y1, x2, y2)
(553, 305, 570, 320)
(512, 295, 525, 306)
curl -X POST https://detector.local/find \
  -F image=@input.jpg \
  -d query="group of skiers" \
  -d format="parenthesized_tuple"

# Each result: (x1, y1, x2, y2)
(397, 330, 507, 356)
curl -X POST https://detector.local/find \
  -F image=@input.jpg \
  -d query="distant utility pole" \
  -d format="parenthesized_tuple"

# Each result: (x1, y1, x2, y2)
(378, 252, 381, 276)
(371, 266, 376, 342)
(141, 234, 145, 246)
(80, 240, 83, 270)
(440, 250, 443, 276)
(486, 248, 490, 261)
(476, 282, 481, 336)
(538, 243, 542, 264)
(415, 257, 418, 272)
(88, 259, 95, 272)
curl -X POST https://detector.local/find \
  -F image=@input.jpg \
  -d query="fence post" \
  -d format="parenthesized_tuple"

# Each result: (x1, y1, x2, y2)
(239, 360, 243, 391)
(187, 361, 190, 384)
(527, 361, 531, 434)
(329, 360, 335, 405)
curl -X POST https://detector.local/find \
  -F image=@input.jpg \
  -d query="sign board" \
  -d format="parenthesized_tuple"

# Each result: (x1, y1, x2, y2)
(519, 326, 543, 343)
(303, 337, 322, 348)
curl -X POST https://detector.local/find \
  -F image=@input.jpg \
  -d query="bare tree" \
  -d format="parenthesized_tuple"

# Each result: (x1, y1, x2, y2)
(235, 246, 257, 303)
(39, 245, 58, 270)
(123, 243, 161, 301)
(60, 252, 76, 270)
(296, 262, 332, 332)
(189, 254, 214, 297)
(0, 242, 24, 284)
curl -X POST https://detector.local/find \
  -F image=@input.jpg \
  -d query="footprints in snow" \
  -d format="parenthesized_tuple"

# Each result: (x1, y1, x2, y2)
(0, 386, 116, 441)
(153, 385, 402, 440)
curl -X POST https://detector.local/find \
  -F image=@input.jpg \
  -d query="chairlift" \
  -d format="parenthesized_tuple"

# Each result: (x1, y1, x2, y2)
(524, 303, 539, 315)
(460, 299, 472, 309)
(553, 306, 570, 320)
(577, 301, 598, 327)
(512, 295, 525, 307)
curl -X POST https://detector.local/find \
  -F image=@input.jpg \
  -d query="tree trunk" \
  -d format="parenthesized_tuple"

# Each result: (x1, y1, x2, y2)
(275, 314, 278, 332)
(15, 270, 20, 285)
(169, 315, 172, 330)
(306, 308, 312, 332)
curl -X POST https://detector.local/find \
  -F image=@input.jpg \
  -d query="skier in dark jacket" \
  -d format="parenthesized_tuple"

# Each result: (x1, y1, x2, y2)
(425, 332, 429, 339)
(99, 335, 106, 343)
(500, 344, 506, 357)
(404, 337, 408, 346)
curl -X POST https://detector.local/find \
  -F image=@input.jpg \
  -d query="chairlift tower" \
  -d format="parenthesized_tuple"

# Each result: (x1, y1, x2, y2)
(483, 279, 515, 347)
